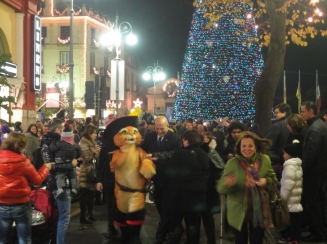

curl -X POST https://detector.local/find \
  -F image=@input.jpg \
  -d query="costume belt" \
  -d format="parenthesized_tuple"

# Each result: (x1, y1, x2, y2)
(115, 181, 147, 193)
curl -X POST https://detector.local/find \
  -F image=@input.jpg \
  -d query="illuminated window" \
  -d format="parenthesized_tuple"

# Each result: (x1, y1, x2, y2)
(60, 26, 70, 40)
(60, 51, 69, 65)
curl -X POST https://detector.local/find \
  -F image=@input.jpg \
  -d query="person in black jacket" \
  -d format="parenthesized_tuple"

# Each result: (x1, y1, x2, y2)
(96, 143, 118, 239)
(141, 116, 181, 244)
(50, 123, 81, 198)
(41, 119, 78, 244)
(300, 101, 327, 242)
(165, 129, 209, 244)
(265, 103, 291, 180)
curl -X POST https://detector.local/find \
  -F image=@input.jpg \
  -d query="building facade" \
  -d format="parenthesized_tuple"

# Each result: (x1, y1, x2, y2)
(146, 78, 179, 120)
(40, 0, 144, 120)
(0, 0, 42, 126)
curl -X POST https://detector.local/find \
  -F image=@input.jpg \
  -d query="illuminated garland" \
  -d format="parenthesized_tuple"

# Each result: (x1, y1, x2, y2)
(163, 80, 179, 98)
(106, 100, 121, 109)
(37, 8, 43, 16)
(93, 39, 100, 47)
(93, 67, 100, 75)
(174, 2, 263, 121)
(57, 37, 70, 44)
(54, 8, 67, 16)
(56, 64, 70, 73)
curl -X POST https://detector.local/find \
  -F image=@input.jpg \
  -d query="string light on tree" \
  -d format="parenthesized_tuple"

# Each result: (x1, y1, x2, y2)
(174, 1, 264, 121)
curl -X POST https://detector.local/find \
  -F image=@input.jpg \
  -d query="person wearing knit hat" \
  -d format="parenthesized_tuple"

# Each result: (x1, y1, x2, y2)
(279, 140, 303, 244)
(104, 113, 115, 127)
(50, 122, 82, 198)
(0, 124, 12, 145)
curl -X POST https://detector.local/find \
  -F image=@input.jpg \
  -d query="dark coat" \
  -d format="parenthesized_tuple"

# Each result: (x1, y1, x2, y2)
(265, 117, 290, 164)
(141, 130, 181, 189)
(302, 116, 327, 176)
(164, 146, 209, 213)
(201, 141, 222, 215)
(41, 132, 74, 190)
(97, 144, 115, 186)
(50, 140, 81, 163)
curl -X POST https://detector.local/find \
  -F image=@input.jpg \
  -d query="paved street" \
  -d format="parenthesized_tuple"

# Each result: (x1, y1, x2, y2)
(66, 201, 284, 244)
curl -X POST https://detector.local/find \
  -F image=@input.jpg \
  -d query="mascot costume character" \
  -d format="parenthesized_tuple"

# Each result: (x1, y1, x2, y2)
(103, 116, 156, 243)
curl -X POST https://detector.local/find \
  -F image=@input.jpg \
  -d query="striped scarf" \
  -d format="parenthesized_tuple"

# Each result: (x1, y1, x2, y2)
(239, 157, 272, 229)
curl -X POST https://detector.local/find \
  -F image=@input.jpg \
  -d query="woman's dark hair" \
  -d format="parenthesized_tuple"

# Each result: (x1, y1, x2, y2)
(227, 121, 244, 134)
(1, 132, 27, 153)
(203, 132, 213, 141)
(82, 124, 97, 141)
(285, 114, 306, 135)
(183, 129, 202, 146)
(26, 124, 38, 135)
(236, 131, 272, 155)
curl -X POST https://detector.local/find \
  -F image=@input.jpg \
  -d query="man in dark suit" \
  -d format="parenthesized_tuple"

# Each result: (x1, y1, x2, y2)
(142, 116, 181, 244)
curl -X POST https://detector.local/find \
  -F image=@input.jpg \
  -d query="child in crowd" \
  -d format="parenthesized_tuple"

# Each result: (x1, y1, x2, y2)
(50, 123, 81, 197)
(279, 140, 303, 244)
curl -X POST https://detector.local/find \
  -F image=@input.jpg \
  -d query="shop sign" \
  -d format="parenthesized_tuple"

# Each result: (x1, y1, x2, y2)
(33, 15, 41, 91)
(0, 62, 17, 78)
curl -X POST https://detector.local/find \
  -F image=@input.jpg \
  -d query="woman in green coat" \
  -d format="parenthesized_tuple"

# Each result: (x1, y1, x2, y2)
(217, 131, 276, 244)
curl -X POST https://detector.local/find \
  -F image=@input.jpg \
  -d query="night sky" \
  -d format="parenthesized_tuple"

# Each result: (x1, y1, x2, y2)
(74, 0, 327, 107)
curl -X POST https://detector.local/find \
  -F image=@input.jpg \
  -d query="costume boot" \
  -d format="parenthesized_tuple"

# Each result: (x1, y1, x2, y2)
(119, 226, 130, 244)
(202, 215, 217, 244)
(126, 209, 146, 243)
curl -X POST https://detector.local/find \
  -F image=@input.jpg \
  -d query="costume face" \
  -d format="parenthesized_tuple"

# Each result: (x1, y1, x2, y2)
(113, 126, 141, 147)
(240, 137, 256, 160)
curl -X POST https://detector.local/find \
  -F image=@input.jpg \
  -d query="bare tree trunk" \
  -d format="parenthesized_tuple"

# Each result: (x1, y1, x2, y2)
(254, 0, 287, 135)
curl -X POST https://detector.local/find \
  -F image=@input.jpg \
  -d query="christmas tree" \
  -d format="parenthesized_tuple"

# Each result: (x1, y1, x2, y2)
(174, 1, 263, 121)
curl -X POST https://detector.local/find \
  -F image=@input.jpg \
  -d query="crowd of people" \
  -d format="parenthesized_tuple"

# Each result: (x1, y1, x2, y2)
(0, 105, 327, 244)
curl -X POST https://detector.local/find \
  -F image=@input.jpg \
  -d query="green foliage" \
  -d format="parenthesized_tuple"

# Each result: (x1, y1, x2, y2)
(0, 53, 16, 125)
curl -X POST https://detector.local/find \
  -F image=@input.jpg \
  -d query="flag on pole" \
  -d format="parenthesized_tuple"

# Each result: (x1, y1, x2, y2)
(283, 70, 287, 103)
(316, 70, 321, 113)
(296, 70, 301, 113)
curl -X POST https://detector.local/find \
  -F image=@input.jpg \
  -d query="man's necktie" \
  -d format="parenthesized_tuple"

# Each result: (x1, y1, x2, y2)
(157, 137, 163, 147)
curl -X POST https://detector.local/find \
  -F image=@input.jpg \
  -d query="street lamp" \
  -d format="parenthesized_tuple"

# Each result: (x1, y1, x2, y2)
(143, 63, 166, 116)
(100, 12, 137, 117)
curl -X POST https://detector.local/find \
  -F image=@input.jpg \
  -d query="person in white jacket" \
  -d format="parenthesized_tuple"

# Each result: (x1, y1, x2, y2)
(279, 140, 303, 244)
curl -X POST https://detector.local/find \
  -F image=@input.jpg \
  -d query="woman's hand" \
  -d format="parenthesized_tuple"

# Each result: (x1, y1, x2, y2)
(45, 163, 54, 170)
(257, 178, 267, 187)
(224, 175, 236, 187)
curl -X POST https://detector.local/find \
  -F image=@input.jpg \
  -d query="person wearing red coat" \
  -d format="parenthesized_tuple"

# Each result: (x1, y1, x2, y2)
(0, 132, 52, 244)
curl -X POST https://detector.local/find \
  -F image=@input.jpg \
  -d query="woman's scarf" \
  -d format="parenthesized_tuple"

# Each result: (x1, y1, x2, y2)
(238, 155, 272, 229)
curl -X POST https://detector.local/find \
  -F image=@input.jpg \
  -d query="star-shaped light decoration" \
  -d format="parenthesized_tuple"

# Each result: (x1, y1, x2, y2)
(133, 98, 143, 108)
